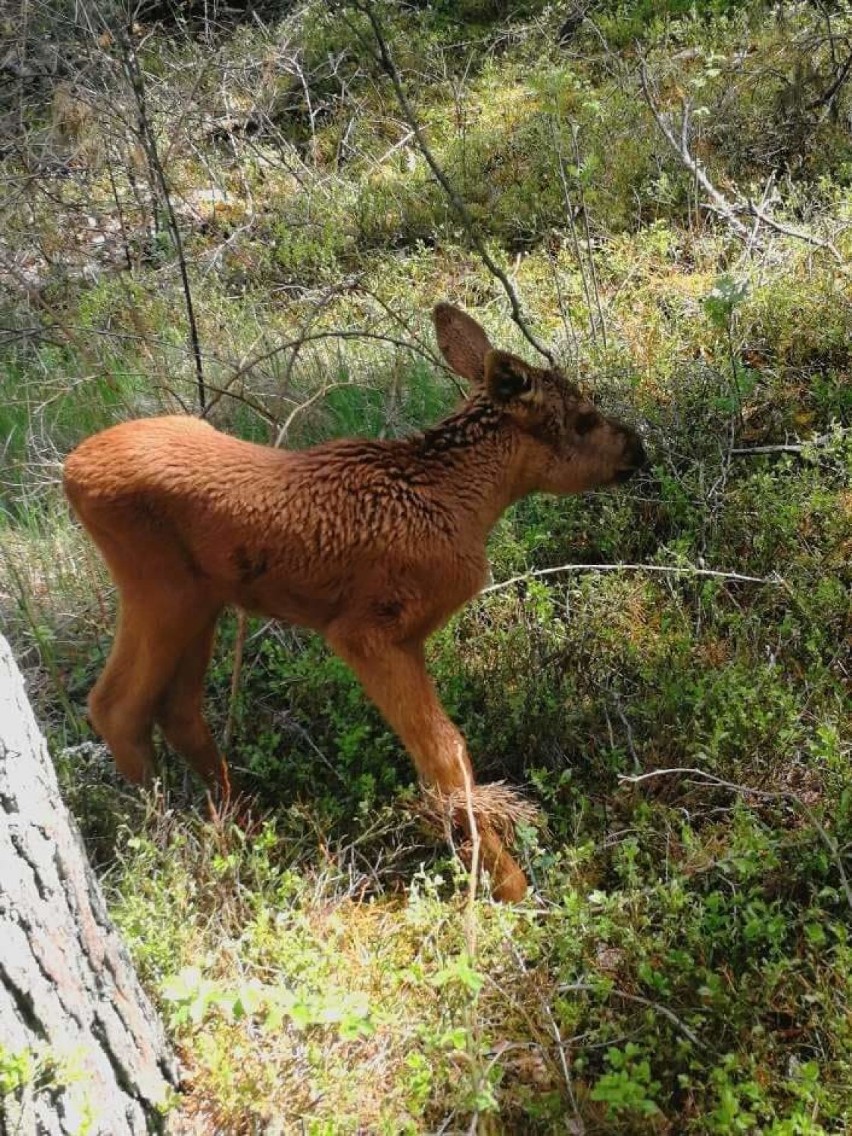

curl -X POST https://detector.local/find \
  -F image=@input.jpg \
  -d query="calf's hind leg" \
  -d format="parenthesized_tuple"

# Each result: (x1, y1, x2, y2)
(328, 631, 528, 902)
(87, 598, 159, 784)
(155, 615, 231, 801)
(88, 583, 221, 788)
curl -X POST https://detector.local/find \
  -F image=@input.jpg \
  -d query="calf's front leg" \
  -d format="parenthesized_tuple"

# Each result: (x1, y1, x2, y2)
(327, 631, 528, 903)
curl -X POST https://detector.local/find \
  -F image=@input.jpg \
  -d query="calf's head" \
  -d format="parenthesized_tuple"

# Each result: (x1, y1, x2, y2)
(434, 302, 646, 494)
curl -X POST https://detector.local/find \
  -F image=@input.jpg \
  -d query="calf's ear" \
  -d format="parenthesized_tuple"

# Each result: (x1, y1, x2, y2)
(433, 303, 492, 384)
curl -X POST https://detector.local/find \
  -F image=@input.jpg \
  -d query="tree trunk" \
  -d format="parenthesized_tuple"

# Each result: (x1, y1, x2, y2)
(0, 634, 178, 1135)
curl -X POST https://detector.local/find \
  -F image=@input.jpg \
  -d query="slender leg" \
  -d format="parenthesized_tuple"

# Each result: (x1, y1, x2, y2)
(155, 615, 230, 800)
(88, 602, 159, 784)
(328, 631, 527, 902)
(88, 585, 220, 789)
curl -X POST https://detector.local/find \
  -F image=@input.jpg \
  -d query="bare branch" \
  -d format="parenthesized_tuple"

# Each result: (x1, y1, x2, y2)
(560, 982, 707, 1050)
(808, 45, 852, 112)
(640, 60, 750, 239)
(621, 767, 852, 912)
(740, 199, 844, 265)
(551, 118, 604, 352)
(349, 0, 554, 364)
(731, 427, 851, 455)
(274, 381, 357, 448)
(216, 329, 448, 407)
(223, 608, 247, 754)
(481, 562, 779, 595)
(639, 57, 847, 265)
(119, 30, 207, 411)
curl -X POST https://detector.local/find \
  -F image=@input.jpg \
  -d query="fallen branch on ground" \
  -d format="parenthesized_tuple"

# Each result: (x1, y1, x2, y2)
(481, 563, 780, 595)
(639, 59, 845, 265)
(560, 981, 707, 1050)
(731, 427, 851, 456)
(620, 766, 852, 912)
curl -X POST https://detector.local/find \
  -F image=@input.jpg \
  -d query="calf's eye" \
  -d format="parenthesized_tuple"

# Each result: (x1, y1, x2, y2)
(575, 411, 599, 436)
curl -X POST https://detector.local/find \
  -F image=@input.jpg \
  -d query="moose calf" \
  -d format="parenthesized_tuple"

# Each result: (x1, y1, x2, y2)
(64, 303, 646, 901)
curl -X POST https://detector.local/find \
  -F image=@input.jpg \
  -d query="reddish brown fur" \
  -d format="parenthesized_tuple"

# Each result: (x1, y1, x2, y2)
(63, 304, 645, 901)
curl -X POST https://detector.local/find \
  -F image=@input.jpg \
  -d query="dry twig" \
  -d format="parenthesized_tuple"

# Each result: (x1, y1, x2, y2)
(481, 562, 780, 595)
(731, 427, 851, 456)
(350, 0, 555, 364)
(560, 981, 707, 1050)
(639, 59, 750, 240)
(621, 767, 852, 912)
(119, 31, 207, 411)
(639, 58, 846, 265)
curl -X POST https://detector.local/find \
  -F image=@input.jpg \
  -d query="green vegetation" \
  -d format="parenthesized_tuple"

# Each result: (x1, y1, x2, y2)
(0, 1043, 96, 1134)
(1, 0, 850, 1131)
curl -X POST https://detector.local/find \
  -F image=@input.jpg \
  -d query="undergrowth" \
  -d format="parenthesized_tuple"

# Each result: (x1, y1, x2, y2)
(1, 0, 850, 1131)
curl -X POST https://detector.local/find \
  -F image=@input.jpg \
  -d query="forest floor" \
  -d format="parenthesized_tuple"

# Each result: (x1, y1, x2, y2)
(1, 1, 850, 1132)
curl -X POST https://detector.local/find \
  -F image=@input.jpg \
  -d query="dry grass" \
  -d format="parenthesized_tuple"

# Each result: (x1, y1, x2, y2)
(418, 780, 543, 846)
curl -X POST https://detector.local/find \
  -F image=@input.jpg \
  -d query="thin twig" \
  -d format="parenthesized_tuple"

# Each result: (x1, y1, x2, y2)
(350, 0, 554, 364)
(222, 609, 246, 753)
(552, 119, 600, 352)
(540, 991, 584, 1129)
(215, 329, 447, 409)
(455, 740, 481, 927)
(571, 125, 607, 351)
(639, 57, 846, 265)
(274, 381, 357, 448)
(120, 31, 207, 411)
(639, 60, 750, 240)
(457, 747, 486, 1136)
(621, 767, 852, 912)
(808, 45, 852, 112)
(739, 200, 844, 265)
(481, 562, 779, 595)
(560, 982, 707, 1050)
(731, 428, 851, 456)
(277, 285, 353, 415)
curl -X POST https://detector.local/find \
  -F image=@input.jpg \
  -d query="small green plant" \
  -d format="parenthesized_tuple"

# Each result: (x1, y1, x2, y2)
(702, 275, 749, 332)
(0, 1045, 93, 1136)
(0, 1046, 34, 1097)
(590, 1043, 663, 1120)
(161, 966, 374, 1040)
